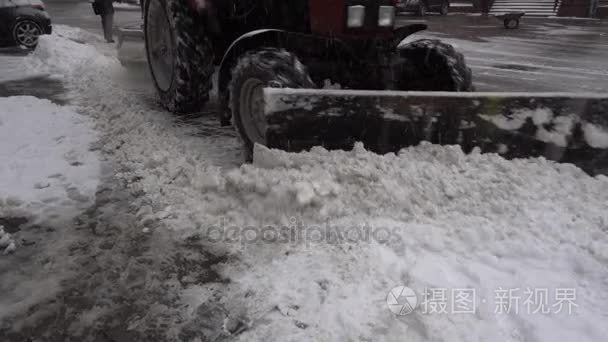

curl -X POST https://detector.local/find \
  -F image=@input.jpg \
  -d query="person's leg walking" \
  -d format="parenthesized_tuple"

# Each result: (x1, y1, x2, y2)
(102, 13, 114, 42)
(101, 14, 108, 41)
(108, 13, 114, 42)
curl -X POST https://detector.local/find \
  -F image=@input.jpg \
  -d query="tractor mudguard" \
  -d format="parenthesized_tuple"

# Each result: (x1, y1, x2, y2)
(392, 24, 428, 48)
(217, 29, 359, 125)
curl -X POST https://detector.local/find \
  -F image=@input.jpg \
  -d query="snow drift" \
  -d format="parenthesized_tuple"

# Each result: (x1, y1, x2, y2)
(215, 143, 608, 342)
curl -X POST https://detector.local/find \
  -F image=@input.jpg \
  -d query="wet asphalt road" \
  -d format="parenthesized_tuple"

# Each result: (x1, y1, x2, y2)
(402, 14, 608, 92)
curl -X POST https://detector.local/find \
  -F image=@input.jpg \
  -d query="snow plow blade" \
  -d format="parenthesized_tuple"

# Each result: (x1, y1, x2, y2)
(264, 89, 608, 175)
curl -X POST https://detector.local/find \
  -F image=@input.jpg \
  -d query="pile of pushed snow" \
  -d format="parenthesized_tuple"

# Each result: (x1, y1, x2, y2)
(196, 143, 608, 342)
(50, 24, 110, 47)
(24, 25, 115, 79)
(0, 55, 48, 83)
(0, 226, 16, 255)
(0, 96, 101, 227)
(23, 28, 608, 342)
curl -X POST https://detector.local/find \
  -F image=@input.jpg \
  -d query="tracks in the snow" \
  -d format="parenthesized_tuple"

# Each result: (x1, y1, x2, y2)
(0, 158, 232, 341)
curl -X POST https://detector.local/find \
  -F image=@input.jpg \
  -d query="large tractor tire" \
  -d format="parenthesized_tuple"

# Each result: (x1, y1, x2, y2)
(229, 48, 314, 160)
(397, 39, 473, 91)
(144, 0, 214, 113)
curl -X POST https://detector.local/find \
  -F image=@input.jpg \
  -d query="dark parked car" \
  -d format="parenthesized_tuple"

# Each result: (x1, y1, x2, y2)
(397, 0, 450, 16)
(0, 0, 52, 48)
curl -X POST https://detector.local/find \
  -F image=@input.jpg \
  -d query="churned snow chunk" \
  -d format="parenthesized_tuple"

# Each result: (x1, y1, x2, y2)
(583, 122, 608, 148)
(531, 107, 553, 125)
(536, 115, 574, 147)
(0, 231, 12, 248)
(3, 242, 16, 255)
(294, 181, 316, 206)
(479, 109, 530, 130)
(0, 226, 16, 254)
(480, 108, 579, 147)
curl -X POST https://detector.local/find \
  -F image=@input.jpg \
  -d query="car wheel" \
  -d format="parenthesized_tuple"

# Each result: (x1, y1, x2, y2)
(504, 18, 519, 29)
(12, 20, 42, 48)
(229, 48, 314, 160)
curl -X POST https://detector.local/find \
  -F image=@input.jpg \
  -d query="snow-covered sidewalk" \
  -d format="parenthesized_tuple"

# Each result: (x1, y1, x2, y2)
(1, 25, 607, 342)
(0, 82, 103, 328)
(0, 96, 101, 244)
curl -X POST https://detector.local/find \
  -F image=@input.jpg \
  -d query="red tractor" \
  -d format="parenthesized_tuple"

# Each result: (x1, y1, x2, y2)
(143, 0, 472, 156)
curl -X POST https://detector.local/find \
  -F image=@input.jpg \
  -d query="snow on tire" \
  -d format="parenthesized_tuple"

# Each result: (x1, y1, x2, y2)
(144, 0, 214, 113)
(397, 39, 474, 92)
(229, 48, 314, 160)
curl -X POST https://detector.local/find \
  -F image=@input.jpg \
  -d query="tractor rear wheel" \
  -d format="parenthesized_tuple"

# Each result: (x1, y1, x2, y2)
(144, 0, 214, 113)
(229, 48, 314, 160)
(397, 39, 473, 91)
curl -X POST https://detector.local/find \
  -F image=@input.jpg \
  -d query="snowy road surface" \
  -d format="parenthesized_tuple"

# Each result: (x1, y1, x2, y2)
(398, 15, 608, 92)
(111, 14, 608, 92)
(1, 25, 608, 342)
(44, 0, 142, 37)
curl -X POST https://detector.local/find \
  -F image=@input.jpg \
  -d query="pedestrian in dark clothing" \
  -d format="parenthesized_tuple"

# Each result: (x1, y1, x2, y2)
(93, 0, 115, 43)
(590, 0, 599, 17)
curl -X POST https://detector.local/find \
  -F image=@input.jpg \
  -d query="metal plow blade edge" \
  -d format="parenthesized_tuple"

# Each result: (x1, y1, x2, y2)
(264, 89, 608, 175)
